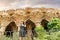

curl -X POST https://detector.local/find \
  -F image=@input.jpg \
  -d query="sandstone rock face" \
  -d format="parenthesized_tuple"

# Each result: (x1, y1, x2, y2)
(0, 7, 60, 33)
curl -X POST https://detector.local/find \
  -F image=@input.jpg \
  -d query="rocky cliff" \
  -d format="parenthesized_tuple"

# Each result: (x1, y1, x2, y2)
(0, 7, 60, 33)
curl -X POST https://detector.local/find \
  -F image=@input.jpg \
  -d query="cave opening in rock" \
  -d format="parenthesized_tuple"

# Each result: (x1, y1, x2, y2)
(25, 19, 37, 40)
(41, 19, 49, 31)
(4, 21, 18, 37)
(26, 19, 36, 30)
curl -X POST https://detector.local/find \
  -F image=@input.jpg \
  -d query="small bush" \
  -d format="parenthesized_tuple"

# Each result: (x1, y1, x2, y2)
(47, 17, 60, 31)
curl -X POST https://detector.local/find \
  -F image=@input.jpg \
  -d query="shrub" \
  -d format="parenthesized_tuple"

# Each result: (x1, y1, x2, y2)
(47, 17, 60, 31)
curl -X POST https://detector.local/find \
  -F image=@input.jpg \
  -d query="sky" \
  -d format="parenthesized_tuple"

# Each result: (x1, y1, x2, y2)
(0, 0, 60, 10)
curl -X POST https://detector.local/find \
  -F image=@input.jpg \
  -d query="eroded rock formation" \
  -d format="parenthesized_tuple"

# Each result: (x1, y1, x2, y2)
(0, 7, 60, 33)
